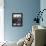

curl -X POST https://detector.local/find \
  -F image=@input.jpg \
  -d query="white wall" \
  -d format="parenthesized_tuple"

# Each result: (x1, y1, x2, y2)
(0, 8, 4, 42)
(0, 0, 4, 42)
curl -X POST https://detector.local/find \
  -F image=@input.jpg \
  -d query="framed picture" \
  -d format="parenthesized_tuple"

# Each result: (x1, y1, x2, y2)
(12, 13, 23, 27)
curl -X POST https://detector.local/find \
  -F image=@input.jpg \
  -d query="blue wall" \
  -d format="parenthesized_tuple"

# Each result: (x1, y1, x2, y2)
(40, 0, 46, 44)
(4, 0, 40, 42)
(40, 0, 46, 27)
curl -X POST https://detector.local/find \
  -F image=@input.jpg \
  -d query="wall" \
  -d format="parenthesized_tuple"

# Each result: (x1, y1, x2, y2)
(40, 0, 46, 45)
(0, 0, 4, 42)
(4, 0, 40, 42)
(40, 0, 46, 27)
(0, 0, 4, 8)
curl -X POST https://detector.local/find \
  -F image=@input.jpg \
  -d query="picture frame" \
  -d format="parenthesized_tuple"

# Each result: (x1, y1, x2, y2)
(12, 13, 23, 27)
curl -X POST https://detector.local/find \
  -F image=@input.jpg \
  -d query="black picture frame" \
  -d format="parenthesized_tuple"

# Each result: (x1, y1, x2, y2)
(12, 13, 23, 27)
